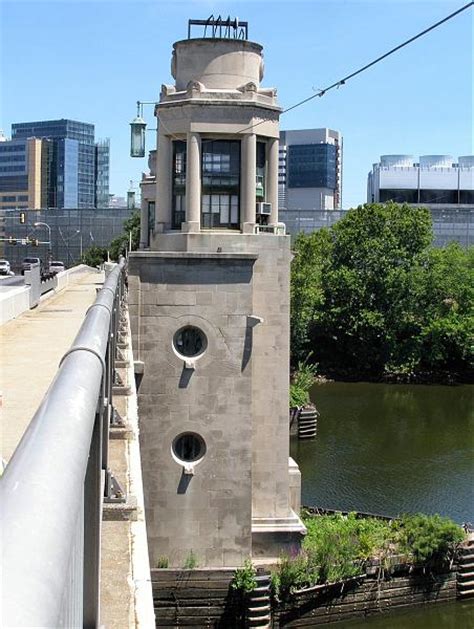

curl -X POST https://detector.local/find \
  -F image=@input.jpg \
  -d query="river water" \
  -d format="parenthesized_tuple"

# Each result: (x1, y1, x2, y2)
(290, 382, 474, 628)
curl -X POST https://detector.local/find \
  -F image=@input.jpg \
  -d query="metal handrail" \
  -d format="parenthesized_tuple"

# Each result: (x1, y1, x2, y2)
(1, 257, 126, 628)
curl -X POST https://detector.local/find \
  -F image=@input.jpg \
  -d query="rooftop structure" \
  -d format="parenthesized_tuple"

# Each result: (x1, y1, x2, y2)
(367, 154, 474, 205)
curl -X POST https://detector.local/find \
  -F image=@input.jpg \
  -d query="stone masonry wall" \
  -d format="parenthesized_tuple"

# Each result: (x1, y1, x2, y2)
(129, 252, 256, 568)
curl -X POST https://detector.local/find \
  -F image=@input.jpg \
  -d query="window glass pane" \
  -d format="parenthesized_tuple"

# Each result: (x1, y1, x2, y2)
(201, 140, 240, 228)
(231, 204, 238, 224)
(221, 201, 229, 223)
(211, 195, 220, 212)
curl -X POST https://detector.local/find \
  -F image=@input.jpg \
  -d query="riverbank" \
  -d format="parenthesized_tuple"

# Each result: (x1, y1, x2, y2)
(309, 368, 473, 386)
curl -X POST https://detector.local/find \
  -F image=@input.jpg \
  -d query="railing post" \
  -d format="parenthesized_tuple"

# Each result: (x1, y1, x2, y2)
(83, 404, 103, 628)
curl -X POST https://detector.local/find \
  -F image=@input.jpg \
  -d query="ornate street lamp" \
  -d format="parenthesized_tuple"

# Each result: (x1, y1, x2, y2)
(130, 101, 147, 158)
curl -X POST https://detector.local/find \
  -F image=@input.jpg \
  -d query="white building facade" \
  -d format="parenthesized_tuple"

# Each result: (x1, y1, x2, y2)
(367, 155, 474, 206)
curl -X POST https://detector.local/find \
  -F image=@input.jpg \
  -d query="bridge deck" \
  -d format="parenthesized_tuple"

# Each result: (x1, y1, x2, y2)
(1, 267, 144, 627)
(1, 268, 103, 462)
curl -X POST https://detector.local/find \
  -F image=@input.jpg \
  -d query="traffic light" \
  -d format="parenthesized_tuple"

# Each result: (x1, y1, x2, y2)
(19, 211, 26, 224)
(8, 236, 17, 245)
(31, 239, 39, 247)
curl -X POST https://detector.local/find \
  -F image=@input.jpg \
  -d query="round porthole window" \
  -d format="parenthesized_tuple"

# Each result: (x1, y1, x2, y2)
(173, 325, 207, 358)
(172, 432, 206, 463)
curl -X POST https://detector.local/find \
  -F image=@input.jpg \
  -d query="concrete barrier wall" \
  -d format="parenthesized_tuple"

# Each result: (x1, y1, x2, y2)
(0, 286, 31, 326)
(0, 265, 93, 326)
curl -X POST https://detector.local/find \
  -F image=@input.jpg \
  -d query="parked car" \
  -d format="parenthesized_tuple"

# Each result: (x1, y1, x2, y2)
(0, 259, 11, 275)
(21, 257, 41, 275)
(49, 260, 65, 274)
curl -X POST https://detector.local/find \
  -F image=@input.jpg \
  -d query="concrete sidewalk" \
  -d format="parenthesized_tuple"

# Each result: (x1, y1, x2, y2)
(0, 268, 103, 462)
(0, 268, 154, 628)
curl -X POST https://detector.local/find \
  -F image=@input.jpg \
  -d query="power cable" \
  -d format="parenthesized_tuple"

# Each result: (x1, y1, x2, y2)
(237, 1, 473, 134)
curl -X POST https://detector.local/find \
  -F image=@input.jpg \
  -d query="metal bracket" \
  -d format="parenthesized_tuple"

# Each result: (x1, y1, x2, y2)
(104, 469, 126, 503)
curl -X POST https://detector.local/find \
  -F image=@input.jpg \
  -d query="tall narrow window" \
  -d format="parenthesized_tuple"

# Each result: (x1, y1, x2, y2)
(256, 140, 266, 200)
(172, 141, 186, 229)
(148, 201, 155, 239)
(201, 140, 240, 229)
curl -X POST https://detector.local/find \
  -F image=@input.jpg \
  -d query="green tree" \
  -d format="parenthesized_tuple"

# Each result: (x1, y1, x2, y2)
(81, 245, 108, 268)
(109, 211, 140, 261)
(290, 202, 473, 380)
(290, 228, 331, 365)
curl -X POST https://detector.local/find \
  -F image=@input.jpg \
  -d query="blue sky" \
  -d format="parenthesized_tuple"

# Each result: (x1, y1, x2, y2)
(1, 0, 472, 207)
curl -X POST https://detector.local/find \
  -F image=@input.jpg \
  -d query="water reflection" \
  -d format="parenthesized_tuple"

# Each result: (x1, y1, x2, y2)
(291, 383, 474, 522)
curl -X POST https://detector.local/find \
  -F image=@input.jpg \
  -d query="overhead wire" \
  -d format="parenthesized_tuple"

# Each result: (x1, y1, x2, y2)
(148, 2, 473, 149)
(236, 1, 474, 134)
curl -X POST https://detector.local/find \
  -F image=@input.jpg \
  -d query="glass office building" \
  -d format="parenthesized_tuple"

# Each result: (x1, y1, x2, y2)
(279, 128, 342, 211)
(287, 143, 337, 189)
(11, 119, 105, 209)
(95, 139, 110, 208)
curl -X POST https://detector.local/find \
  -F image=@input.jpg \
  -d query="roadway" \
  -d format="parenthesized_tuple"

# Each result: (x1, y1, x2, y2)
(0, 275, 24, 288)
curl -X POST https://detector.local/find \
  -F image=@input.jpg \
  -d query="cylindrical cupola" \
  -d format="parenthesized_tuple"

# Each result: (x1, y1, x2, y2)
(151, 17, 281, 240)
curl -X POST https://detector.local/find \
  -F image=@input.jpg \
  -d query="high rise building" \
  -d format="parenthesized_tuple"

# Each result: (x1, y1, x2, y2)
(0, 137, 42, 210)
(278, 128, 342, 211)
(367, 155, 474, 206)
(10, 119, 109, 208)
(95, 139, 110, 208)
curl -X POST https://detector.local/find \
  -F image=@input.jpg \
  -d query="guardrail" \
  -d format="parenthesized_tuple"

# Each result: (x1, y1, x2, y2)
(1, 257, 126, 628)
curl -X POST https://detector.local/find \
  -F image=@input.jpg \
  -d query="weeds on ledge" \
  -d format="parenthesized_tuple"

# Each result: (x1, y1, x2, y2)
(231, 559, 257, 593)
(271, 511, 465, 600)
(184, 550, 198, 569)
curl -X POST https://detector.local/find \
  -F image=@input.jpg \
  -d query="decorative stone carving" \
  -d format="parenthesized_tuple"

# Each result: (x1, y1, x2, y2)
(171, 49, 177, 79)
(237, 81, 258, 94)
(186, 80, 205, 96)
(160, 84, 176, 100)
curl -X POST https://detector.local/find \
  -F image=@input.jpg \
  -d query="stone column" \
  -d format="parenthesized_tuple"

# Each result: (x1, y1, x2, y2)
(182, 131, 201, 233)
(241, 133, 256, 233)
(267, 137, 279, 225)
(155, 128, 172, 233)
(139, 199, 149, 248)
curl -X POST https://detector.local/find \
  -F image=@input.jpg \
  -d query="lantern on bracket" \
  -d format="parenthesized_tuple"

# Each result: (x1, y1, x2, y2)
(130, 101, 147, 158)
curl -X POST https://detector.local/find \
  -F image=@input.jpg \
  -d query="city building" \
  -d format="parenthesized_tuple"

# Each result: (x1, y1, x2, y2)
(7, 119, 110, 208)
(95, 139, 110, 208)
(278, 128, 342, 212)
(108, 194, 128, 208)
(130, 17, 305, 568)
(367, 154, 474, 206)
(0, 137, 43, 211)
(2, 207, 133, 271)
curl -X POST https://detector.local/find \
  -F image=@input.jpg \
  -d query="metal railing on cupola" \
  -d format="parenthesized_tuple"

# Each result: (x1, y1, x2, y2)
(0, 257, 127, 628)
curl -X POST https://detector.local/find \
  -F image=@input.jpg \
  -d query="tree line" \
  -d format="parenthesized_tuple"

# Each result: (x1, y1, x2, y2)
(291, 202, 473, 383)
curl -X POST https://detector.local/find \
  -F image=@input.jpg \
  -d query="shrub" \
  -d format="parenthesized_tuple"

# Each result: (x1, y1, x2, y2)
(183, 550, 198, 569)
(156, 556, 169, 568)
(289, 360, 318, 408)
(231, 559, 257, 593)
(277, 552, 319, 599)
(395, 514, 465, 564)
(273, 512, 464, 599)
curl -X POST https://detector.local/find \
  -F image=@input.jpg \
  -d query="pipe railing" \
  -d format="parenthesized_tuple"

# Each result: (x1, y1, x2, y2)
(1, 257, 126, 628)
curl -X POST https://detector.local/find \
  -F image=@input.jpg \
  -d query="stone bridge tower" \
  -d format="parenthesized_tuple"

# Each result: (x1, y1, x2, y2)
(129, 18, 305, 568)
